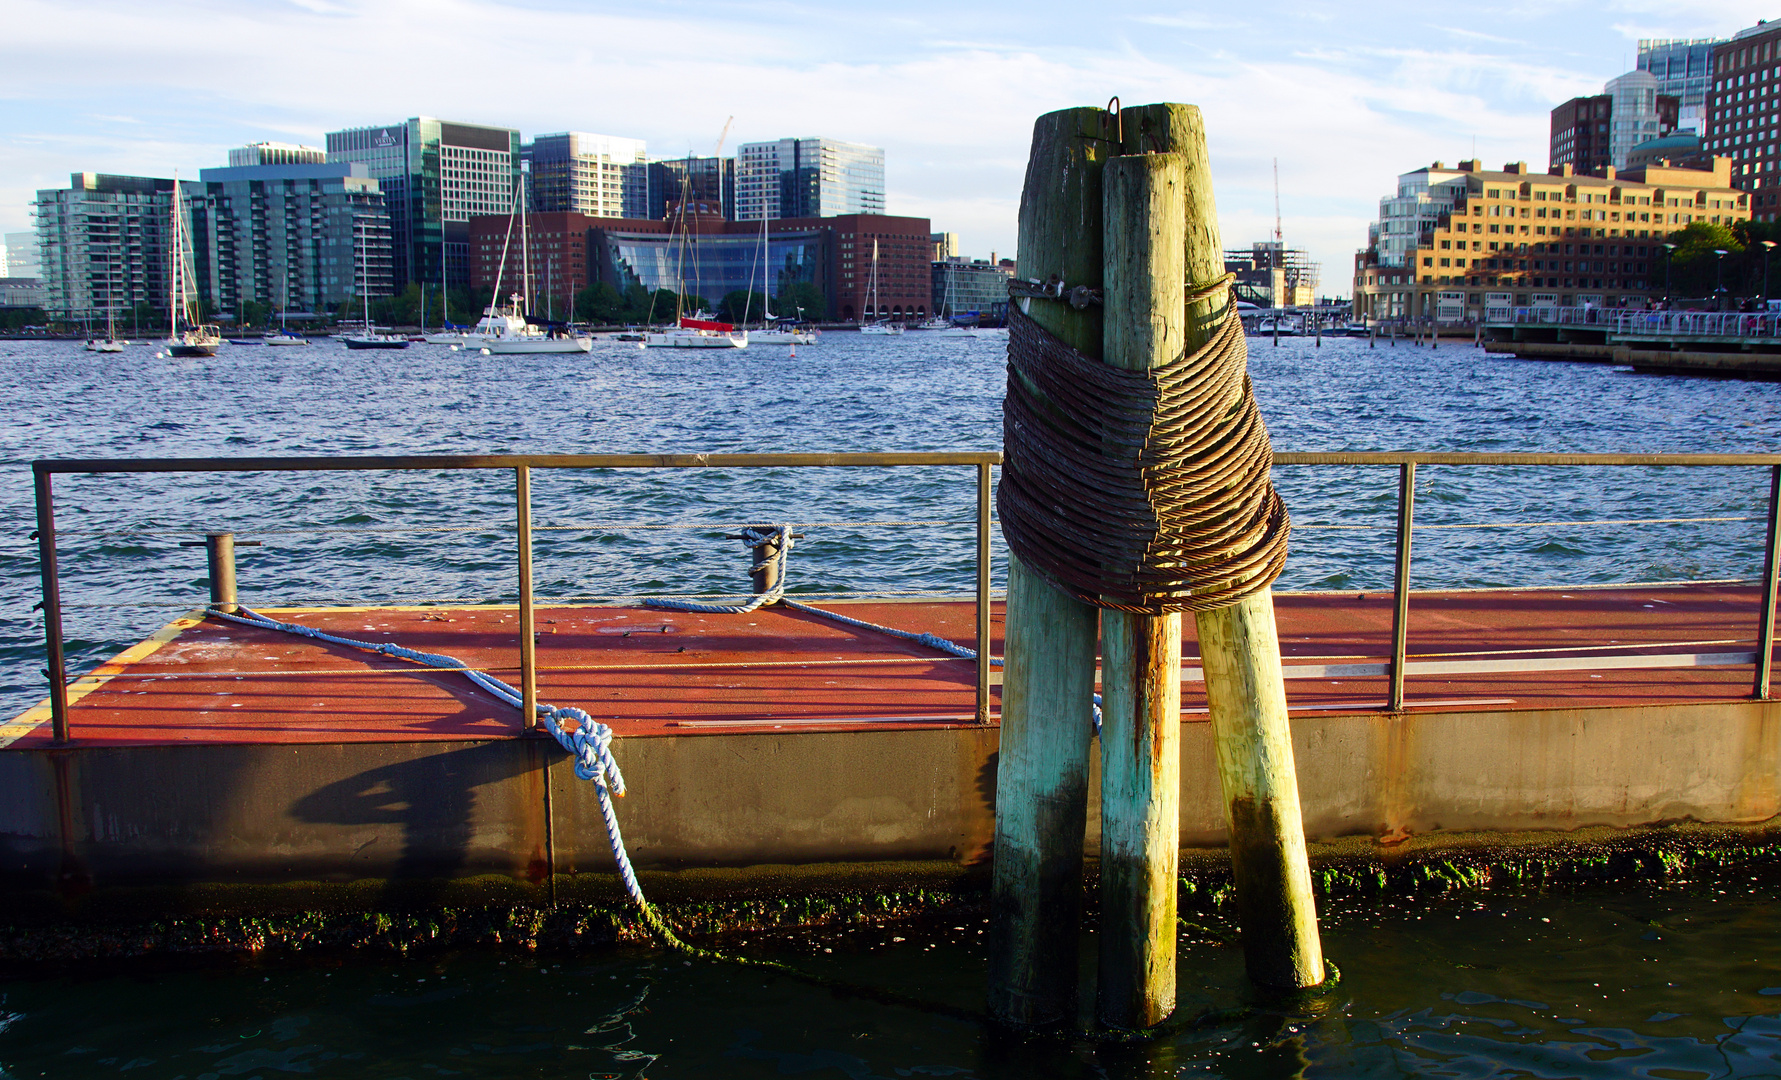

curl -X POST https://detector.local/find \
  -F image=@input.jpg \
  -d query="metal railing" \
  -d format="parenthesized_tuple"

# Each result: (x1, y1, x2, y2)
(27, 450, 1781, 743)
(1489, 307, 1781, 337)
(32, 452, 1001, 743)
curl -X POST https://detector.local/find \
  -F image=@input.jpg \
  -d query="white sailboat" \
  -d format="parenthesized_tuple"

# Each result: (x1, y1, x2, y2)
(641, 172, 746, 349)
(858, 239, 904, 335)
(911, 260, 976, 336)
(741, 209, 816, 346)
(162, 171, 222, 358)
(479, 187, 591, 354)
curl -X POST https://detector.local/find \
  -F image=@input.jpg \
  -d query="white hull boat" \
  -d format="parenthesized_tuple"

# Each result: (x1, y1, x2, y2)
(749, 328, 816, 345)
(483, 333, 593, 354)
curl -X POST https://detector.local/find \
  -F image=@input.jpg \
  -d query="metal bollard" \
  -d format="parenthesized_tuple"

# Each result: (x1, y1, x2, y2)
(180, 532, 262, 613)
(731, 526, 803, 596)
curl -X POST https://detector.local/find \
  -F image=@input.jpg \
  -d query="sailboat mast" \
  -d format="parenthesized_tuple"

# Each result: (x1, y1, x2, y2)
(168, 171, 179, 338)
(360, 216, 371, 331)
(520, 173, 531, 316)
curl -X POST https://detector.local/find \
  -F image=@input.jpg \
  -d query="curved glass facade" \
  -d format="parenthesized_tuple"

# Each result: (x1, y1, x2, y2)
(605, 230, 823, 307)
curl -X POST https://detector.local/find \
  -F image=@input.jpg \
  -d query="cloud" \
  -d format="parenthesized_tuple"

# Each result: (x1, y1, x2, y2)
(0, 0, 1759, 294)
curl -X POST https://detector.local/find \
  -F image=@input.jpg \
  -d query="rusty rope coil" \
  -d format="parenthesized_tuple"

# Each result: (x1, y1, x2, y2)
(998, 284, 1289, 614)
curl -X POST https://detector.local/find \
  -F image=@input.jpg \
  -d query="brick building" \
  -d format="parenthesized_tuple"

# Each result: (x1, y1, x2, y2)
(469, 212, 932, 322)
(1705, 19, 1781, 218)
(1354, 158, 1747, 322)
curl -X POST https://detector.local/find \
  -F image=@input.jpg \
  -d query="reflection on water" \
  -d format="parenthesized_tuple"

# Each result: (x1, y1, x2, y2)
(1, 868, 1778, 1078)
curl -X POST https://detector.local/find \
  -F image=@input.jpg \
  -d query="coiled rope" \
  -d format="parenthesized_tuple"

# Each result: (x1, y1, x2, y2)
(998, 292, 1290, 613)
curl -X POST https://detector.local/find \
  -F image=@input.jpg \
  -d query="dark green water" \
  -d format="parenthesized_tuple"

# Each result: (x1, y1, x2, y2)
(2, 870, 1778, 1078)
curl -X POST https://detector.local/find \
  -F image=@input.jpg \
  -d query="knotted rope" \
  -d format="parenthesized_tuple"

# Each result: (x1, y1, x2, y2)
(997, 287, 1290, 613)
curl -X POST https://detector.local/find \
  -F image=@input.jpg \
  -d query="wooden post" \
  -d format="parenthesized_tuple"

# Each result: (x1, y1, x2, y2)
(1198, 595, 1325, 988)
(1097, 151, 1187, 1029)
(988, 106, 1107, 1028)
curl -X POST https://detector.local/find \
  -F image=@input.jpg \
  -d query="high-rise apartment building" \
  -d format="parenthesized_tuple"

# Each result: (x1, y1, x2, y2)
(1640, 38, 1721, 133)
(525, 132, 649, 219)
(326, 117, 520, 289)
(32, 172, 185, 321)
(2, 232, 40, 278)
(229, 142, 327, 168)
(1704, 19, 1781, 216)
(736, 138, 885, 221)
(189, 156, 392, 316)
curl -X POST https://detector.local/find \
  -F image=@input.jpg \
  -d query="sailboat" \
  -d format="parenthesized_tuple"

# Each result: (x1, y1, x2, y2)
(162, 171, 222, 358)
(482, 186, 591, 354)
(341, 216, 409, 350)
(264, 271, 308, 345)
(911, 260, 976, 336)
(85, 260, 125, 352)
(740, 211, 816, 346)
(858, 239, 904, 336)
(641, 173, 746, 349)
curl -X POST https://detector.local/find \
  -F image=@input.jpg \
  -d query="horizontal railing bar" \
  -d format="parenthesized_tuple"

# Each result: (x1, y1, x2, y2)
(33, 451, 1004, 475)
(49, 519, 981, 537)
(1272, 452, 1781, 467)
(33, 450, 1781, 477)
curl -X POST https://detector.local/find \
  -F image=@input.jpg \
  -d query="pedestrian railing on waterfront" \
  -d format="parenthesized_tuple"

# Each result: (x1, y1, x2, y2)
(1488, 306, 1781, 337)
(28, 451, 1781, 743)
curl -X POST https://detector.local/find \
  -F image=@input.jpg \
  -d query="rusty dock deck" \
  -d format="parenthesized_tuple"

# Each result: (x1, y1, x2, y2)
(1, 583, 1776, 914)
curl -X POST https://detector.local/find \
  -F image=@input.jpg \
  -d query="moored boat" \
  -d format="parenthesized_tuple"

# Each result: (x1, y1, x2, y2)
(643, 316, 748, 349)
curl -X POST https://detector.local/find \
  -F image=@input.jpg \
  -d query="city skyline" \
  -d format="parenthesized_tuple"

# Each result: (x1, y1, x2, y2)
(0, 0, 1763, 292)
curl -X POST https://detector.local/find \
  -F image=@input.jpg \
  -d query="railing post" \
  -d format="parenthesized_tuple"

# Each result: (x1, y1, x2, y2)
(1757, 463, 1780, 700)
(516, 465, 538, 730)
(32, 467, 70, 744)
(976, 461, 993, 724)
(1389, 461, 1415, 712)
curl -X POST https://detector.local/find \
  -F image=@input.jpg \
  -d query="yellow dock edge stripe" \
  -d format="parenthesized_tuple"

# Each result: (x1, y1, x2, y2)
(0, 608, 208, 747)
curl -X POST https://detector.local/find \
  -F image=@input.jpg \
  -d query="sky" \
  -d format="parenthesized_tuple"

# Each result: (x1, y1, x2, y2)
(0, 0, 1764, 296)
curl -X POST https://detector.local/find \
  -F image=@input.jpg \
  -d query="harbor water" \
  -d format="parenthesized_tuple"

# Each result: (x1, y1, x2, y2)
(1, 331, 1779, 1076)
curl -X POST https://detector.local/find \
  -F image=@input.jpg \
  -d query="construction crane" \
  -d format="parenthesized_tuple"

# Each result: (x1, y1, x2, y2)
(1273, 158, 1283, 248)
(714, 116, 734, 158)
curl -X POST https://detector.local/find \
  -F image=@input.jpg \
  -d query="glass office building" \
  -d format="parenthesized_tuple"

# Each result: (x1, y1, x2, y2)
(1639, 38, 1720, 132)
(526, 132, 649, 219)
(736, 138, 886, 221)
(602, 228, 825, 311)
(326, 117, 519, 289)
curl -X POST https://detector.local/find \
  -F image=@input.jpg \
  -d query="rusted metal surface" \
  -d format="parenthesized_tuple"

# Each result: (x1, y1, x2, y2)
(31, 470, 68, 743)
(1758, 464, 1780, 700)
(1390, 463, 1415, 712)
(33, 451, 1003, 476)
(10, 585, 1781, 749)
(0, 586, 1777, 908)
(515, 467, 538, 730)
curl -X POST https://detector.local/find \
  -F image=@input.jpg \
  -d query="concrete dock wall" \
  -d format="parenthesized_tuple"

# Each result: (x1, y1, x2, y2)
(0, 699, 1775, 910)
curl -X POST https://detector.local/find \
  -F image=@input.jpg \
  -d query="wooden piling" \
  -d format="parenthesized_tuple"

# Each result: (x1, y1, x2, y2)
(1097, 151, 1188, 1029)
(988, 106, 1108, 1028)
(1197, 591, 1325, 988)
